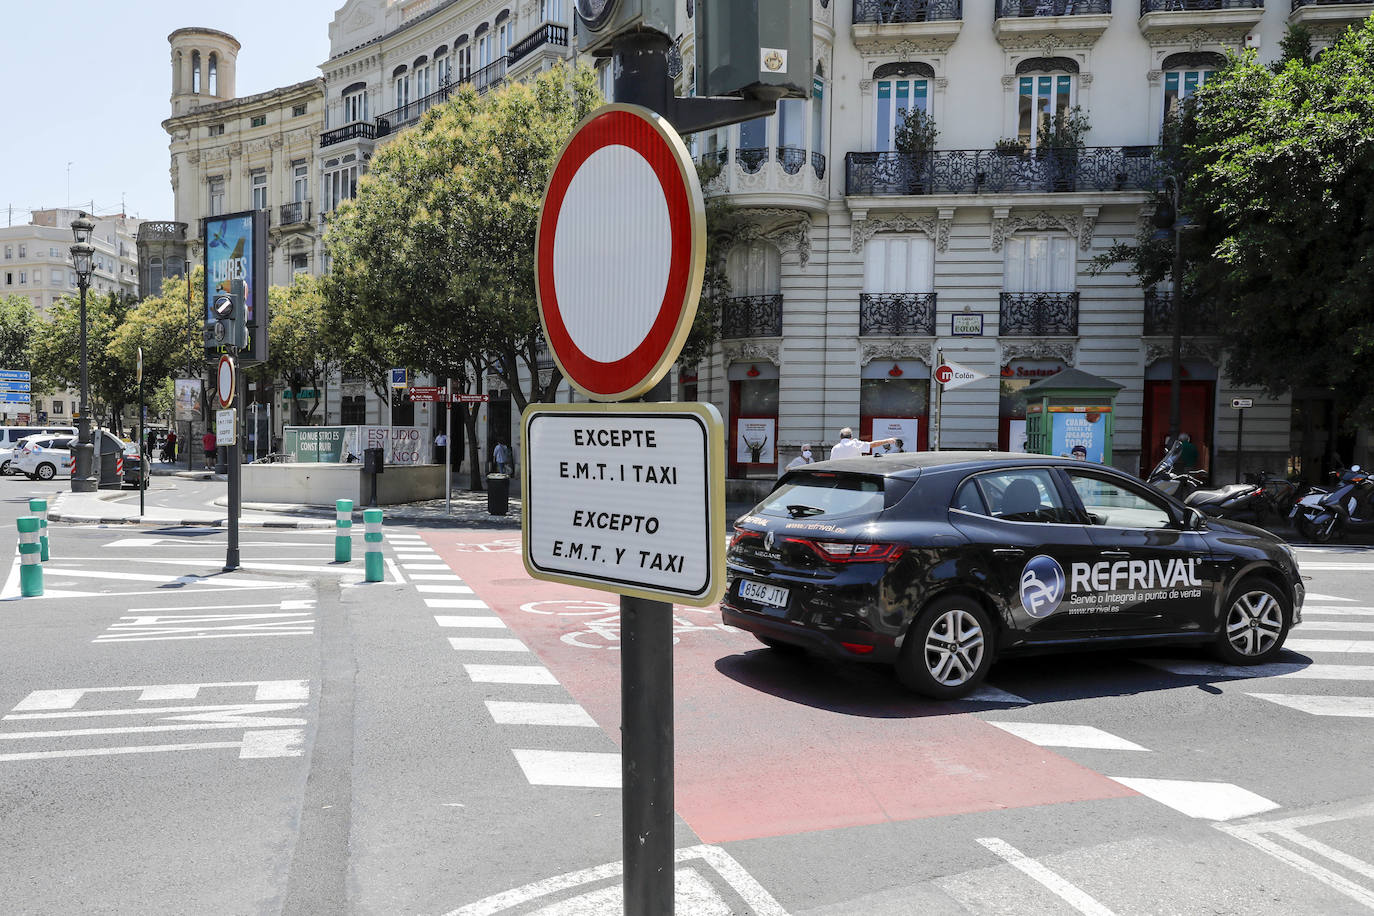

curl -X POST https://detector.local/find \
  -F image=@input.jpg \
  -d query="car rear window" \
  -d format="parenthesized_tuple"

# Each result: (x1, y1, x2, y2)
(755, 472, 885, 520)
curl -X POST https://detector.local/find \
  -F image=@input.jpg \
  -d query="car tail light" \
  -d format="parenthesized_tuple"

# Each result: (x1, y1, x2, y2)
(729, 528, 762, 549)
(840, 642, 875, 655)
(783, 537, 905, 564)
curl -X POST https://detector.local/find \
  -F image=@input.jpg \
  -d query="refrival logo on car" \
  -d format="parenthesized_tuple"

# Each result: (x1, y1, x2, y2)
(1020, 555, 1065, 618)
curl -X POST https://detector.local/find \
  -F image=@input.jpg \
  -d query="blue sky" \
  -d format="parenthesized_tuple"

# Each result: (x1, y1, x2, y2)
(0, 1, 343, 226)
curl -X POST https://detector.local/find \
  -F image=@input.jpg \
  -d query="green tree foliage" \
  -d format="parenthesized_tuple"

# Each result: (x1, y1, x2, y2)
(0, 295, 37, 372)
(1183, 21, 1374, 417)
(268, 275, 334, 424)
(109, 268, 201, 398)
(30, 290, 134, 431)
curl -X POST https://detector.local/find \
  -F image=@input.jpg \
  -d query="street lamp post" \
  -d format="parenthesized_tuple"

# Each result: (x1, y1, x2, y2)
(68, 213, 97, 493)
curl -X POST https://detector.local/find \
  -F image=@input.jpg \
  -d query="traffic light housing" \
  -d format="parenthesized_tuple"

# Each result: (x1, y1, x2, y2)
(574, 0, 676, 57)
(696, 0, 812, 102)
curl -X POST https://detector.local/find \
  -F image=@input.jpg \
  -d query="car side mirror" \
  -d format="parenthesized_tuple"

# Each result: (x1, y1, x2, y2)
(1185, 507, 1207, 531)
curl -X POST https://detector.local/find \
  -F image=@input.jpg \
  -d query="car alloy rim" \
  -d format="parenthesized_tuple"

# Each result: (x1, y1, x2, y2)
(1226, 590, 1284, 657)
(924, 609, 985, 686)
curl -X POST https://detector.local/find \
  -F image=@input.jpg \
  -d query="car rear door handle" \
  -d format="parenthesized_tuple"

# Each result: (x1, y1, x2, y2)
(1100, 550, 1132, 558)
(992, 548, 1024, 558)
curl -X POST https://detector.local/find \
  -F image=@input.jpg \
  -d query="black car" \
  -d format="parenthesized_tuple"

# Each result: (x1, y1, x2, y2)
(722, 452, 1305, 699)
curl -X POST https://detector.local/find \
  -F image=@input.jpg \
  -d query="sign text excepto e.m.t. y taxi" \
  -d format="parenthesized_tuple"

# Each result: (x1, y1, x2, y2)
(522, 402, 725, 606)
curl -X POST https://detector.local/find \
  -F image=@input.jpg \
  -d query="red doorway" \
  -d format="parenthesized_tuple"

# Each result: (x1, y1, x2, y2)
(1142, 380, 1214, 476)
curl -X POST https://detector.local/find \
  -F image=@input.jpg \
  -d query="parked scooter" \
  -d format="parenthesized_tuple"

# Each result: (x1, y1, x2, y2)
(1292, 465, 1374, 542)
(1146, 442, 1208, 500)
(1147, 441, 1269, 522)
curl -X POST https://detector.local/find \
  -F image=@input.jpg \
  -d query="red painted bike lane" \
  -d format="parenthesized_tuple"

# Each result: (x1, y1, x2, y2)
(424, 530, 1134, 844)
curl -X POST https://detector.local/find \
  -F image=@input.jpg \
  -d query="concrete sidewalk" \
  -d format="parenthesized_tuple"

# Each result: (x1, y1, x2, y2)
(47, 487, 334, 529)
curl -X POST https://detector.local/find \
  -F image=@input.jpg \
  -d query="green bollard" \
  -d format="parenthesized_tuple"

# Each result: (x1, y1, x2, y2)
(29, 499, 48, 562)
(363, 508, 384, 582)
(17, 517, 42, 597)
(335, 499, 353, 563)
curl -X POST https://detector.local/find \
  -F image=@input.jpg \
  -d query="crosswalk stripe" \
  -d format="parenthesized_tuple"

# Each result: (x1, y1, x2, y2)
(448, 637, 529, 652)
(986, 722, 1149, 751)
(1145, 660, 1374, 681)
(425, 598, 489, 609)
(512, 749, 620, 788)
(409, 574, 464, 581)
(485, 701, 597, 727)
(434, 616, 507, 629)
(1286, 638, 1374, 654)
(1305, 593, 1354, 602)
(1298, 621, 1374, 632)
(1303, 607, 1374, 617)
(416, 584, 475, 594)
(402, 563, 450, 570)
(1245, 693, 1374, 717)
(964, 686, 1030, 704)
(1107, 777, 1279, 821)
(464, 664, 558, 685)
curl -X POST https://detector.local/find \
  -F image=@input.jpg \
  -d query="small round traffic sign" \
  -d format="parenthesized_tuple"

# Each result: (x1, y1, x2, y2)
(536, 104, 705, 402)
(935, 365, 953, 384)
(217, 355, 236, 409)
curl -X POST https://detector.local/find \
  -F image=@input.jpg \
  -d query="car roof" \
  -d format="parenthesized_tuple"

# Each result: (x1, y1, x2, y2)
(802, 451, 1076, 479)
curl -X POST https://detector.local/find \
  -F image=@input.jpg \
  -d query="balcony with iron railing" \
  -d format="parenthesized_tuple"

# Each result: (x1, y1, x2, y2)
(469, 56, 508, 94)
(320, 121, 377, 149)
(1143, 289, 1219, 336)
(1290, 0, 1374, 26)
(374, 80, 459, 139)
(279, 200, 312, 227)
(846, 147, 1163, 197)
(852, 0, 963, 50)
(722, 295, 784, 339)
(508, 22, 570, 70)
(859, 293, 937, 336)
(999, 292, 1079, 336)
(1139, 0, 1264, 39)
(994, 0, 1112, 44)
(699, 146, 828, 210)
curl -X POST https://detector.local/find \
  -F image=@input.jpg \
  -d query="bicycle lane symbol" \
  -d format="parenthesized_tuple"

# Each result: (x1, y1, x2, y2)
(519, 599, 740, 650)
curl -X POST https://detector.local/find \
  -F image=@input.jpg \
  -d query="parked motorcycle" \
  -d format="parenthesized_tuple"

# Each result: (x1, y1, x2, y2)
(1146, 443, 1208, 500)
(1147, 441, 1270, 522)
(1292, 465, 1374, 542)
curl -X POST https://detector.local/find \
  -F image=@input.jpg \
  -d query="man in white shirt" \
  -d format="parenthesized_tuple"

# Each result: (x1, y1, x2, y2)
(829, 427, 898, 461)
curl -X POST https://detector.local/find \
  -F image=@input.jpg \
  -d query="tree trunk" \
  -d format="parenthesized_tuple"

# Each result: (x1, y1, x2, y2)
(462, 405, 483, 491)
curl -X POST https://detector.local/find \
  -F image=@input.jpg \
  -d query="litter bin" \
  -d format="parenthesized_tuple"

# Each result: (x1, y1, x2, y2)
(363, 447, 385, 507)
(487, 473, 510, 516)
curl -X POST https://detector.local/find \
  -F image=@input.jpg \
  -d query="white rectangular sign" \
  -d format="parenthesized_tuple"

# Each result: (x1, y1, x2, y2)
(1232, 398, 1254, 409)
(871, 418, 920, 453)
(216, 409, 237, 446)
(522, 403, 725, 606)
(735, 418, 775, 464)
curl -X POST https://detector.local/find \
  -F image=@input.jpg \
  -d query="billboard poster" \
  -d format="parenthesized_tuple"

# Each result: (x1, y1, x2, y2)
(870, 418, 920, 454)
(203, 210, 268, 364)
(735, 419, 775, 464)
(1051, 408, 1109, 462)
(362, 426, 431, 466)
(174, 378, 203, 422)
(283, 426, 351, 463)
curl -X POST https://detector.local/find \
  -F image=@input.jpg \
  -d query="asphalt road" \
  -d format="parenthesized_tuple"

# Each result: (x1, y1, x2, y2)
(1, 478, 1372, 915)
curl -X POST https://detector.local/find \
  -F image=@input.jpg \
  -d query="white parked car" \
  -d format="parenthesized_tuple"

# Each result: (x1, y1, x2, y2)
(12, 435, 77, 481)
(0, 425, 77, 475)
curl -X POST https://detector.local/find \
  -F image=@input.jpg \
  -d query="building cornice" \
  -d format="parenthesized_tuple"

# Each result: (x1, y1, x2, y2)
(162, 78, 324, 133)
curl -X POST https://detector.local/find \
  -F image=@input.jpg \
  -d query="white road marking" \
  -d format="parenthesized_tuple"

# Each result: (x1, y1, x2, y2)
(1297, 620, 1374, 632)
(386, 535, 426, 541)
(35, 568, 307, 589)
(1303, 606, 1374, 617)
(464, 664, 558, 685)
(440, 845, 787, 916)
(6, 701, 307, 722)
(426, 598, 490, 609)
(1107, 777, 1279, 821)
(1144, 660, 1374, 681)
(1287, 638, 1374, 653)
(0, 736, 297, 763)
(975, 837, 1118, 916)
(434, 616, 507, 629)
(410, 573, 464, 581)
(1218, 802, 1374, 910)
(485, 701, 597, 727)
(417, 584, 476, 594)
(386, 557, 405, 584)
(448, 637, 530, 652)
(512, 749, 620, 788)
(402, 563, 451, 570)
(1293, 564, 1374, 571)
(1305, 593, 1354, 602)
(94, 613, 315, 642)
(985, 722, 1149, 751)
(963, 685, 1030, 704)
(1246, 693, 1374, 717)
(12, 681, 307, 710)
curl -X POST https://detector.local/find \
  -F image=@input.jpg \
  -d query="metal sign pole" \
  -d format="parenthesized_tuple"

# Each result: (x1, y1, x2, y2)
(225, 354, 241, 572)
(445, 379, 453, 516)
(1236, 407, 1244, 485)
(138, 348, 145, 518)
(933, 348, 944, 451)
(620, 594, 674, 913)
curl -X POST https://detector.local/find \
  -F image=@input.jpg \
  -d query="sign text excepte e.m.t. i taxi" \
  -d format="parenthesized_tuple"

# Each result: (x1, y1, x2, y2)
(522, 402, 724, 606)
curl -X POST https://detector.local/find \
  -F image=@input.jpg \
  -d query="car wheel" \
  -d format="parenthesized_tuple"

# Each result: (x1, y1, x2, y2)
(897, 596, 995, 699)
(1213, 578, 1290, 666)
(755, 635, 807, 656)
(35, 463, 55, 481)
(0, 460, 9, 475)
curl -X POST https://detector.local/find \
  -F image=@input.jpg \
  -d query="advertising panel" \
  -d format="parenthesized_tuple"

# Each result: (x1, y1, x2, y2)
(870, 418, 921, 453)
(735, 418, 775, 464)
(1051, 407, 1110, 462)
(203, 210, 268, 363)
(174, 378, 203, 422)
(283, 426, 351, 463)
(362, 426, 431, 466)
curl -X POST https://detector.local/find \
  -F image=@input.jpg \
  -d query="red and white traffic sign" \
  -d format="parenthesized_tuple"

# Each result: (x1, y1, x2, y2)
(216, 355, 236, 409)
(536, 104, 706, 402)
(408, 386, 443, 402)
(453, 393, 489, 404)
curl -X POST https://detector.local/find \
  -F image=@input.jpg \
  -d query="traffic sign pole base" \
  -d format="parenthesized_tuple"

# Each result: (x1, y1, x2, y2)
(19, 564, 42, 598)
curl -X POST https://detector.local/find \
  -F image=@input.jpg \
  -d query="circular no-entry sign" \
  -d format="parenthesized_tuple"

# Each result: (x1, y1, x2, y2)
(217, 355, 236, 409)
(536, 104, 706, 402)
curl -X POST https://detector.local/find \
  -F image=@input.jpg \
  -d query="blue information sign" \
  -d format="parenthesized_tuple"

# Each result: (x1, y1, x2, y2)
(390, 368, 409, 389)
(0, 381, 31, 392)
(0, 392, 33, 403)
(0, 369, 31, 381)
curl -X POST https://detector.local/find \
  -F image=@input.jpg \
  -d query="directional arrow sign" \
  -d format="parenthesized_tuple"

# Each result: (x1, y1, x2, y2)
(934, 360, 987, 391)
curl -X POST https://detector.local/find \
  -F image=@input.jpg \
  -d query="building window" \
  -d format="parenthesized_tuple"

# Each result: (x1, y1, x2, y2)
(208, 53, 218, 95)
(498, 23, 509, 58)
(51, 269, 62, 284)
(208, 123, 224, 137)
(3, 246, 9, 259)
(416, 62, 431, 97)
(51, 401, 63, 415)
(17, 245, 24, 258)
(726, 241, 781, 297)
(341, 395, 366, 425)
(596, 58, 613, 101)
(208, 176, 225, 216)
(18, 271, 26, 284)
(250, 115, 266, 128)
(192, 51, 201, 93)
(542, 0, 564, 20)
(876, 78, 928, 152)
(778, 98, 805, 152)
(292, 162, 308, 203)
(292, 103, 307, 117)
(68, 272, 75, 288)
(866, 235, 933, 293)
(4, 273, 10, 285)
(343, 86, 367, 123)
(812, 76, 826, 162)
(1164, 69, 1213, 125)
(394, 72, 411, 109)
(291, 253, 308, 277)
(49, 247, 59, 258)
(1018, 74, 1075, 149)
(1004, 233, 1075, 292)
(478, 33, 491, 69)
(251, 170, 268, 210)
(437, 56, 449, 85)
(324, 165, 358, 211)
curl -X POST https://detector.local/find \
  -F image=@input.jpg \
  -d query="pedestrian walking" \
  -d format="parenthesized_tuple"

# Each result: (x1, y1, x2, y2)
(784, 444, 815, 474)
(434, 430, 448, 468)
(163, 431, 177, 463)
(493, 439, 512, 475)
(829, 427, 897, 461)
(202, 428, 217, 470)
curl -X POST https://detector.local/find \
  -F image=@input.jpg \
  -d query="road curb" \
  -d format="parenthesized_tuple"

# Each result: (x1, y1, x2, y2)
(47, 511, 333, 529)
